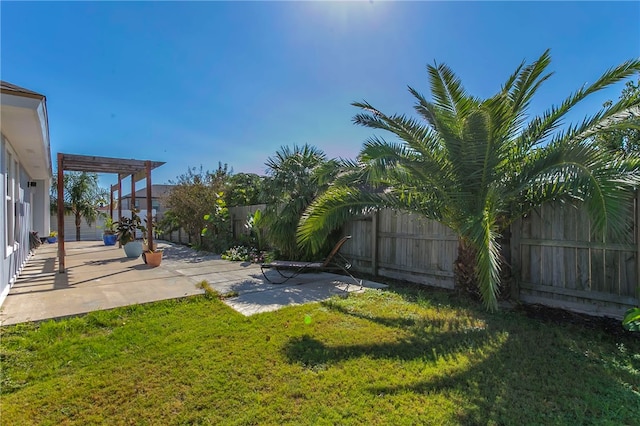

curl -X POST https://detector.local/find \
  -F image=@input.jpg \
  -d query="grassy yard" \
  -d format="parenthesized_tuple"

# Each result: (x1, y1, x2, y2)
(1, 286, 639, 425)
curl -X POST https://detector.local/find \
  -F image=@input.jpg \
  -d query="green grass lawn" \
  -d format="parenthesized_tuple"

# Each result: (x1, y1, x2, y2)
(1, 286, 639, 425)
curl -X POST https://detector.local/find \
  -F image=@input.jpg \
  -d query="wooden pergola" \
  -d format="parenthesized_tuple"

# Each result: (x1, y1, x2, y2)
(56, 153, 165, 273)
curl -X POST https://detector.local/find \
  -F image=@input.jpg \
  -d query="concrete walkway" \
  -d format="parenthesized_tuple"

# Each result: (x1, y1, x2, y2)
(0, 241, 386, 325)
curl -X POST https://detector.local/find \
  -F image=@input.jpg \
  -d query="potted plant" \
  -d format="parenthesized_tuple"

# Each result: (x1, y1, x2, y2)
(101, 217, 118, 246)
(114, 210, 146, 258)
(142, 218, 163, 267)
(143, 247, 164, 267)
(47, 231, 57, 244)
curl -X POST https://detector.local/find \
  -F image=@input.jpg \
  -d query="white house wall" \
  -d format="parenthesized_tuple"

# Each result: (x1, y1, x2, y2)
(1, 134, 6, 304)
(31, 178, 50, 238)
(1, 133, 39, 306)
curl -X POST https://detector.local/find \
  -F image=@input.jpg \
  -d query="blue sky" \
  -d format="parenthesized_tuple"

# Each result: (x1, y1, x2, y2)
(2, 1, 639, 188)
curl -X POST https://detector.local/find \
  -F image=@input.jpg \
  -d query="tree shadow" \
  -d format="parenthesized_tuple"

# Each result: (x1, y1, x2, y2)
(283, 299, 640, 424)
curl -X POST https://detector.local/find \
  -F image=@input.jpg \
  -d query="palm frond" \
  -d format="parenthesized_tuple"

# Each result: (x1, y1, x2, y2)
(508, 49, 553, 113)
(462, 188, 503, 311)
(297, 187, 396, 253)
(518, 58, 640, 152)
(427, 62, 475, 119)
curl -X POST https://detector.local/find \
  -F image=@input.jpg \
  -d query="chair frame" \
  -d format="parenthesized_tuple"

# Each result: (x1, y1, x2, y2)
(260, 235, 361, 289)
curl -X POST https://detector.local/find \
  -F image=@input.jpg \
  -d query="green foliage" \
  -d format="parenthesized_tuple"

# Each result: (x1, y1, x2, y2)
(1, 290, 639, 424)
(221, 245, 269, 263)
(225, 173, 267, 206)
(299, 50, 640, 311)
(622, 307, 640, 332)
(98, 215, 116, 234)
(244, 209, 266, 251)
(200, 193, 232, 253)
(114, 209, 146, 246)
(156, 210, 181, 235)
(262, 144, 341, 260)
(50, 172, 108, 241)
(595, 78, 640, 155)
(195, 280, 219, 299)
(165, 164, 231, 245)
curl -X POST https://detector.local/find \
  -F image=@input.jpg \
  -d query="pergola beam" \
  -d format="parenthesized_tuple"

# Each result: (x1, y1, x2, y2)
(60, 153, 164, 175)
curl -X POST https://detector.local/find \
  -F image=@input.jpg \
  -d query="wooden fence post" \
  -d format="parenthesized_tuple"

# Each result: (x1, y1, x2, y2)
(371, 210, 379, 276)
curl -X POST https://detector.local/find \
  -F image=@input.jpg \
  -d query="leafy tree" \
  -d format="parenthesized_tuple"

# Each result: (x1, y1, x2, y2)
(164, 164, 230, 247)
(156, 210, 181, 235)
(298, 50, 640, 311)
(225, 173, 267, 207)
(51, 172, 108, 241)
(594, 77, 640, 155)
(263, 144, 340, 260)
(201, 193, 232, 252)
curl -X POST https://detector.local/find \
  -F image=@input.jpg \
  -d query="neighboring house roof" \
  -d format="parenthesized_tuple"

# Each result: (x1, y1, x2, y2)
(0, 80, 52, 179)
(122, 184, 174, 199)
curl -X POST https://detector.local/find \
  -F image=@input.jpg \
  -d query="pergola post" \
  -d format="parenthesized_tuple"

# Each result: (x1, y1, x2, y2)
(57, 153, 65, 273)
(146, 161, 153, 250)
(131, 174, 136, 213)
(117, 174, 122, 221)
(109, 184, 116, 220)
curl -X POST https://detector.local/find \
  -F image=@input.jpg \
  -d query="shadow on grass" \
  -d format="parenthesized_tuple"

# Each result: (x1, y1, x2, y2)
(284, 292, 640, 424)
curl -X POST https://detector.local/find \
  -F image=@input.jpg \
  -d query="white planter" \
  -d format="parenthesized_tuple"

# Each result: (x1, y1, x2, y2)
(123, 241, 143, 258)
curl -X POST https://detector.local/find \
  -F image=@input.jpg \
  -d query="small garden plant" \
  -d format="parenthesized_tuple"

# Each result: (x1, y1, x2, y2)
(221, 245, 270, 263)
(623, 307, 640, 332)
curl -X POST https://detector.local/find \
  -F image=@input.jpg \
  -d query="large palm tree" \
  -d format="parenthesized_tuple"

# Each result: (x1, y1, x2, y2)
(298, 50, 640, 311)
(51, 172, 107, 241)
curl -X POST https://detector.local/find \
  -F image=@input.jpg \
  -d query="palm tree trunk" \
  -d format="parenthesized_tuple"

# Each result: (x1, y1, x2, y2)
(454, 239, 481, 300)
(75, 213, 81, 242)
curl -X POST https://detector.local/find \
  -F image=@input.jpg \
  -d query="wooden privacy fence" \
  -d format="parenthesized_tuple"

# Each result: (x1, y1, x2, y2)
(341, 209, 458, 290)
(161, 227, 194, 245)
(511, 198, 639, 318)
(339, 197, 639, 318)
(229, 204, 266, 239)
(148, 198, 640, 318)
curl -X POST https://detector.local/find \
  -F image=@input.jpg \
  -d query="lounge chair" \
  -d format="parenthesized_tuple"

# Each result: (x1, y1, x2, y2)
(260, 235, 362, 289)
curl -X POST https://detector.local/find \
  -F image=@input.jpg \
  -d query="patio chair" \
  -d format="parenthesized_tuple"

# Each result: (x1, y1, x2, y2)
(260, 235, 362, 289)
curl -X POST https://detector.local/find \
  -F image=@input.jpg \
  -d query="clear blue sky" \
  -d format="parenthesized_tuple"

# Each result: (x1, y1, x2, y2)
(2, 1, 639, 188)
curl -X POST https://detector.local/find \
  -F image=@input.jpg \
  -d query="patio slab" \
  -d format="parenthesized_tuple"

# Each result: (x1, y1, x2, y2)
(0, 241, 386, 325)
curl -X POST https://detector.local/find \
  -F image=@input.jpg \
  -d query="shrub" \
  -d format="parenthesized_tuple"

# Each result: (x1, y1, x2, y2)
(221, 246, 271, 263)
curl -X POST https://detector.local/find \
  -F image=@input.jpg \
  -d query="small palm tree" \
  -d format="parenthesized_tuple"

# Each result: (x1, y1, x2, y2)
(298, 50, 640, 311)
(51, 172, 108, 241)
(262, 144, 340, 260)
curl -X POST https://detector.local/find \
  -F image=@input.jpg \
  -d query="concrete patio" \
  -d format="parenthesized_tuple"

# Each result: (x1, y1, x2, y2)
(0, 241, 386, 326)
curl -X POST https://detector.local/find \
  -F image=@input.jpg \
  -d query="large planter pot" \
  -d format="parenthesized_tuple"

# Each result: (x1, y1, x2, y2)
(47, 237, 57, 244)
(143, 250, 163, 267)
(123, 241, 143, 258)
(103, 234, 117, 246)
